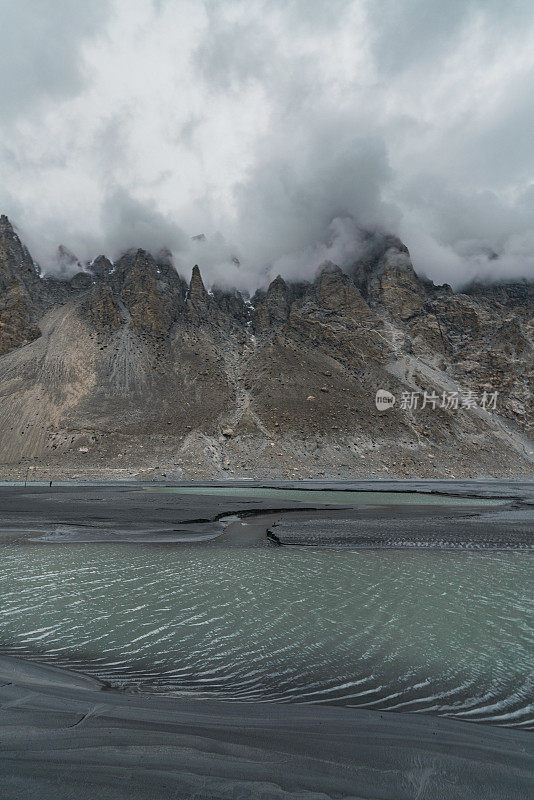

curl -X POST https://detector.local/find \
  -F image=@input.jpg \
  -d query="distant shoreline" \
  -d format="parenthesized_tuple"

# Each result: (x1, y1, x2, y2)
(1, 478, 532, 549)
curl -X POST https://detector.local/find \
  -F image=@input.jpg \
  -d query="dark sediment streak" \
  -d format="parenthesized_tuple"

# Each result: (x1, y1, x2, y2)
(1, 656, 532, 800)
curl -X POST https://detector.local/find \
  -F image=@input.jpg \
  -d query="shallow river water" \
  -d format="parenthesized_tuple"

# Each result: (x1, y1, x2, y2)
(2, 541, 532, 727)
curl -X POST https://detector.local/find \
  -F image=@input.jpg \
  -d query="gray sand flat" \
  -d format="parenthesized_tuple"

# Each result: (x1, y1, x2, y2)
(1, 656, 532, 800)
(0, 483, 326, 543)
(270, 507, 534, 548)
(0, 480, 531, 547)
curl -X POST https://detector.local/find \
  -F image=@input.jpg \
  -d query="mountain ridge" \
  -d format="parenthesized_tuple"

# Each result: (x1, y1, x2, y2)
(0, 214, 532, 479)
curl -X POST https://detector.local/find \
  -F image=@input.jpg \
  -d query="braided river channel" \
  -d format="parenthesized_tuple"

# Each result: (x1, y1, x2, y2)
(2, 517, 532, 728)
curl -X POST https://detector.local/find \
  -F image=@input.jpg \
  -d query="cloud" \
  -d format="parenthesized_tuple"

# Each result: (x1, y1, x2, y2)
(230, 123, 397, 281)
(0, 0, 110, 124)
(0, 0, 534, 288)
(100, 187, 188, 258)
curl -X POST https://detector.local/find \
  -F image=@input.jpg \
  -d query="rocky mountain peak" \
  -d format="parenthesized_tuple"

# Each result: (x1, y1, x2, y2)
(348, 236, 425, 321)
(312, 261, 370, 316)
(189, 265, 207, 302)
(133, 248, 156, 271)
(351, 233, 411, 292)
(0, 216, 43, 356)
(381, 245, 413, 272)
(0, 214, 14, 234)
(90, 255, 114, 279)
(184, 265, 210, 324)
(0, 217, 23, 266)
(268, 274, 288, 291)
(253, 274, 292, 331)
(0, 214, 40, 289)
(316, 260, 341, 277)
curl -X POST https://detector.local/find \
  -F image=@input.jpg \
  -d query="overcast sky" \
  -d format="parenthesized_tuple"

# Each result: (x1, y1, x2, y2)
(1, 0, 534, 289)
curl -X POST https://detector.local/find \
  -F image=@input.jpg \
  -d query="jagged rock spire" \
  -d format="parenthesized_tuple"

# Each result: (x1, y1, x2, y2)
(0, 214, 42, 356)
(253, 275, 291, 331)
(0, 213, 38, 285)
(0, 214, 14, 234)
(184, 265, 210, 324)
(189, 265, 207, 302)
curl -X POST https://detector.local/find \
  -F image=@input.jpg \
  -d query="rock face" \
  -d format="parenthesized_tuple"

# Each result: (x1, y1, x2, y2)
(0, 215, 43, 355)
(119, 250, 183, 335)
(82, 284, 122, 331)
(185, 264, 210, 323)
(356, 239, 425, 321)
(253, 275, 292, 330)
(0, 214, 532, 479)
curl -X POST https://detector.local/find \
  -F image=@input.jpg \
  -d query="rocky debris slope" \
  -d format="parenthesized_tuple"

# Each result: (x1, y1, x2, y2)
(0, 216, 532, 479)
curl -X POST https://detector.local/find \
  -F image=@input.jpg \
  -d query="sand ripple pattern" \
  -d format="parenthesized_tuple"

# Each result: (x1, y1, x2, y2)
(1, 545, 532, 728)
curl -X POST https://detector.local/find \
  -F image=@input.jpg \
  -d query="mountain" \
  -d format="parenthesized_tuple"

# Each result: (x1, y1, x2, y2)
(0, 214, 532, 479)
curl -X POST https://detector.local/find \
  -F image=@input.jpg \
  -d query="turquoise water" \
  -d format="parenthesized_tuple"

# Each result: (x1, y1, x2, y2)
(1, 542, 531, 727)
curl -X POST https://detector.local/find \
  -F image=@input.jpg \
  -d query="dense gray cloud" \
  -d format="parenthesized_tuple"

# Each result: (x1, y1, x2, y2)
(367, 0, 534, 76)
(100, 188, 188, 258)
(1, 0, 533, 288)
(0, 0, 110, 123)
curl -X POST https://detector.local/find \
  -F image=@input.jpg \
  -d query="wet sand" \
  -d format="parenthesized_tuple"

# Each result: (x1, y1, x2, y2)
(1, 656, 532, 800)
